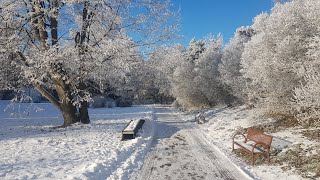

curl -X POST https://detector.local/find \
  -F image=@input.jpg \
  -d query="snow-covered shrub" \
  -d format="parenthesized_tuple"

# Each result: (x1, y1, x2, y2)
(106, 98, 117, 108)
(293, 70, 320, 127)
(241, 0, 320, 116)
(293, 35, 320, 127)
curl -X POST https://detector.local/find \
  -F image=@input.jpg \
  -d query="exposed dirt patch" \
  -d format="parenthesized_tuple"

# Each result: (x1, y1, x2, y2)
(233, 149, 270, 165)
(273, 144, 320, 178)
(160, 163, 172, 168)
(301, 129, 320, 141)
(250, 115, 298, 133)
(174, 134, 186, 142)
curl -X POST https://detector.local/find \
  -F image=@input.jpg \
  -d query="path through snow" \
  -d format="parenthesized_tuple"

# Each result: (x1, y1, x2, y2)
(137, 106, 250, 180)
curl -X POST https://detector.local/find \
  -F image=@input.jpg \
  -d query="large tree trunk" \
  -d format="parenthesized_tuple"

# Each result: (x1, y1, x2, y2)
(49, 0, 80, 126)
(61, 100, 79, 126)
(55, 82, 79, 126)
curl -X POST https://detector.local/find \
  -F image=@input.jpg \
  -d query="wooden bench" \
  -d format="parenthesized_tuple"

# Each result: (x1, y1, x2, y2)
(232, 128, 273, 165)
(121, 119, 145, 140)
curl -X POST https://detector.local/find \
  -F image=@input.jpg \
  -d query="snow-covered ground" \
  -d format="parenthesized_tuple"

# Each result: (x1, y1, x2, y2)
(1, 101, 318, 180)
(0, 101, 155, 180)
(138, 106, 249, 180)
(196, 105, 319, 180)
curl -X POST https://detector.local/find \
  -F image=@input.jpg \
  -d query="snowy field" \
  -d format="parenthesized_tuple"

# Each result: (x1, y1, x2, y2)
(0, 101, 155, 180)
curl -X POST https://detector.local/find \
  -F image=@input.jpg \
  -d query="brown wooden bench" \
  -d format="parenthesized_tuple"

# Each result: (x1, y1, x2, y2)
(232, 128, 273, 165)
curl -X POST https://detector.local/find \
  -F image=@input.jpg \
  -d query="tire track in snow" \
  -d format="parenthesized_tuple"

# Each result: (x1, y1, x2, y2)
(188, 131, 237, 180)
(138, 106, 249, 180)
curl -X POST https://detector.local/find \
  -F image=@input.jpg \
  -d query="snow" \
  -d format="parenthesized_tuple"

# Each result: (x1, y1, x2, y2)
(0, 102, 318, 179)
(123, 119, 144, 132)
(197, 105, 316, 180)
(0, 101, 155, 180)
(138, 106, 251, 180)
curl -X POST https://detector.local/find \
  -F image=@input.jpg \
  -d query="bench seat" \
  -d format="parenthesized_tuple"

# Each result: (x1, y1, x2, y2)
(233, 140, 263, 153)
(122, 119, 145, 140)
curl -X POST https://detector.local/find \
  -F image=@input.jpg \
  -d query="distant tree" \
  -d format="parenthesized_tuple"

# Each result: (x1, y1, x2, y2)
(134, 62, 162, 104)
(173, 36, 225, 109)
(273, 0, 293, 4)
(172, 38, 204, 109)
(148, 44, 185, 102)
(193, 35, 224, 106)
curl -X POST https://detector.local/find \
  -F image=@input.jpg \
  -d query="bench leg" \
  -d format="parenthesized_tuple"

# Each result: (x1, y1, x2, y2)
(252, 153, 256, 166)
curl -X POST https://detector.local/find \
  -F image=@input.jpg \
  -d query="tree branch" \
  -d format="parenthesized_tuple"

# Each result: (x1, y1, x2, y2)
(16, 51, 62, 110)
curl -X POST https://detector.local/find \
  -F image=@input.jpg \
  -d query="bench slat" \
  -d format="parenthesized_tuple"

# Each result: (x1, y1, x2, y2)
(247, 129, 273, 146)
(234, 141, 263, 153)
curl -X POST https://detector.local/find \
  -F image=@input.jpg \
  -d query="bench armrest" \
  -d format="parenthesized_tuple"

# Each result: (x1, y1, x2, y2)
(252, 142, 270, 152)
(232, 132, 247, 142)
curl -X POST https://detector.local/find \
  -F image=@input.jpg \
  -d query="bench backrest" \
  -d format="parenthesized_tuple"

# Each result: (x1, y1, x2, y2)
(247, 128, 273, 146)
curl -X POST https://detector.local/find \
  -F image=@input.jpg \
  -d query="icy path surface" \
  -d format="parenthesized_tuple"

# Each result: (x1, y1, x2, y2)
(137, 106, 250, 180)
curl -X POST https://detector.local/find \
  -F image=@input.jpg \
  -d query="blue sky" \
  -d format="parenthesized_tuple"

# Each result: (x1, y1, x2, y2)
(172, 0, 273, 45)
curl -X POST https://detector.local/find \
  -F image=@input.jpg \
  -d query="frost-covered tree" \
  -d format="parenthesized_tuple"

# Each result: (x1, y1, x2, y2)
(148, 44, 185, 101)
(0, 54, 21, 90)
(134, 62, 162, 104)
(241, 0, 320, 116)
(219, 26, 254, 103)
(173, 36, 225, 109)
(193, 35, 224, 106)
(0, 0, 178, 126)
(172, 39, 204, 109)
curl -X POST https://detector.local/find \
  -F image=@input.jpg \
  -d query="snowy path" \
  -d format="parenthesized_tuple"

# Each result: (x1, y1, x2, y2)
(137, 106, 250, 180)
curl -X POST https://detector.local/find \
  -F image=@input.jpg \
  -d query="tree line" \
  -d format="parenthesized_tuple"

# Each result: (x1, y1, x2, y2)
(146, 0, 320, 127)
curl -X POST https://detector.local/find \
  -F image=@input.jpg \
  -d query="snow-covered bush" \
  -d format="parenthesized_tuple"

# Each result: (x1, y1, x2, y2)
(293, 35, 320, 127)
(241, 0, 320, 116)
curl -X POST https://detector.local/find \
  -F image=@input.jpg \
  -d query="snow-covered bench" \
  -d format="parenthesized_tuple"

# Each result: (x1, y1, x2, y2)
(195, 112, 207, 124)
(232, 128, 273, 165)
(121, 119, 145, 140)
